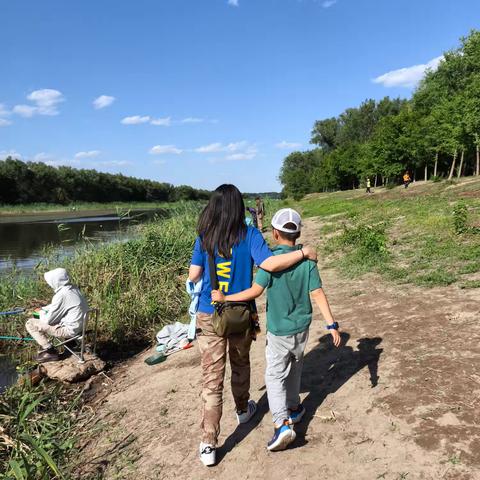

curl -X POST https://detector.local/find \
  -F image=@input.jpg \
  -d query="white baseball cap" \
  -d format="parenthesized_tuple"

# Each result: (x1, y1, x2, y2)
(271, 208, 302, 233)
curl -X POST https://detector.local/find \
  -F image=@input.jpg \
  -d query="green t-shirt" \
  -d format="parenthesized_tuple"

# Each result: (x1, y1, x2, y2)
(255, 244, 322, 336)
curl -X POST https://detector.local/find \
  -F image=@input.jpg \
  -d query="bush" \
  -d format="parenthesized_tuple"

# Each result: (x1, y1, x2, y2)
(453, 202, 469, 234)
(340, 223, 388, 256)
(431, 175, 442, 183)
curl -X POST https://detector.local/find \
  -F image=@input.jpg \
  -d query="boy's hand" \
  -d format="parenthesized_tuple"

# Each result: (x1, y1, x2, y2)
(211, 290, 226, 303)
(330, 329, 341, 347)
(302, 245, 318, 262)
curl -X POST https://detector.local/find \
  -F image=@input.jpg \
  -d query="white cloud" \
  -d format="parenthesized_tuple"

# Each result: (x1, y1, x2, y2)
(195, 141, 249, 153)
(373, 55, 444, 88)
(181, 117, 205, 124)
(74, 150, 101, 159)
(225, 151, 257, 161)
(93, 95, 115, 109)
(12, 89, 64, 117)
(322, 0, 337, 8)
(149, 145, 183, 155)
(195, 142, 224, 153)
(151, 116, 172, 126)
(275, 140, 302, 149)
(121, 115, 151, 125)
(228, 0, 239, 6)
(0, 118, 12, 127)
(27, 89, 64, 115)
(0, 150, 22, 160)
(33, 152, 54, 162)
(12, 104, 38, 118)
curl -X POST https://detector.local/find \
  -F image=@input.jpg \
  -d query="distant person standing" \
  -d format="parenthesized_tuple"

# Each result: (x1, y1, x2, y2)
(256, 197, 265, 232)
(403, 172, 411, 188)
(366, 178, 372, 194)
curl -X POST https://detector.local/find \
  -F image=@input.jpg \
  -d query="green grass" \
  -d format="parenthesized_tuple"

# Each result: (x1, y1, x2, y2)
(0, 381, 82, 480)
(297, 177, 480, 288)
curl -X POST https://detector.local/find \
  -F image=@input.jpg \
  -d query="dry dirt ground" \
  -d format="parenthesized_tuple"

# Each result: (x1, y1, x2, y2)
(76, 218, 480, 480)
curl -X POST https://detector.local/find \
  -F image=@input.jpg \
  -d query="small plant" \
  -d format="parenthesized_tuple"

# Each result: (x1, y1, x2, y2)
(431, 175, 442, 183)
(448, 454, 461, 465)
(453, 202, 469, 234)
(340, 223, 388, 256)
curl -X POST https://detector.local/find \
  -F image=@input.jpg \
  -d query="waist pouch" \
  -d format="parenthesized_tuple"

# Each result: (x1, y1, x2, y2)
(208, 253, 253, 338)
(212, 301, 253, 337)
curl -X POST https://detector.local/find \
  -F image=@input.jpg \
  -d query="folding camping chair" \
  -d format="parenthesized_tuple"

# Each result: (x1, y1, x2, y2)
(51, 308, 99, 364)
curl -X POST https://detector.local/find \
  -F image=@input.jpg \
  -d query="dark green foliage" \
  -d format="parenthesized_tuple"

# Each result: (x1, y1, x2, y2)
(0, 159, 210, 205)
(453, 202, 469, 234)
(340, 223, 388, 256)
(281, 30, 480, 197)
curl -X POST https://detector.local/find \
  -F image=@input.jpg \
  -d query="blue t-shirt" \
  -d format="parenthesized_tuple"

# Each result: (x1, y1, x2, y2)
(190, 226, 272, 314)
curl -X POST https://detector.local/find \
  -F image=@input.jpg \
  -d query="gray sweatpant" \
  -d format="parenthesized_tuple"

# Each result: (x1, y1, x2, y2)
(265, 329, 309, 426)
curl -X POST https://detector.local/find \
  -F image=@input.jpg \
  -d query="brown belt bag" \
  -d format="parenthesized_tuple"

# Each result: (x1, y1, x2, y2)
(208, 254, 253, 337)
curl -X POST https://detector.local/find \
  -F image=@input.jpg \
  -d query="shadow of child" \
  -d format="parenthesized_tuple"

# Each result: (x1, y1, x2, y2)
(293, 333, 383, 447)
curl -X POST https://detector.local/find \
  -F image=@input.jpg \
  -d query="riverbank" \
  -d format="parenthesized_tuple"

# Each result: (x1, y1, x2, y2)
(0, 201, 172, 216)
(0, 204, 200, 478)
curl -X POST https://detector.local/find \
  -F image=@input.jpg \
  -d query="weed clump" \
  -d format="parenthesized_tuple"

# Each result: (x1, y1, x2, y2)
(0, 382, 81, 479)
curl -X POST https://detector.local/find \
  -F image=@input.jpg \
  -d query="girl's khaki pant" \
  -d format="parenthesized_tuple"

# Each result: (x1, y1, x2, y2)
(196, 312, 252, 445)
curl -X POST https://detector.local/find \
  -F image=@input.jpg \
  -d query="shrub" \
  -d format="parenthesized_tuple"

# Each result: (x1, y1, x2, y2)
(453, 202, 469, 234)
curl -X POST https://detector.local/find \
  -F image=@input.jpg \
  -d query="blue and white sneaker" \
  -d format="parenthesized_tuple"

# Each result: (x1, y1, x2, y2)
(236, 399, 257, 424)
(267, 420, 296, 451)
(288, 404, 306, 424)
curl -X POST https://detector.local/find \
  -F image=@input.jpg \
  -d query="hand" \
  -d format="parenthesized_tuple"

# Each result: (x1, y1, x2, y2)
(330, 329, 341, 347)
(302, 245, 318, 262)
(211, 290, 225, 303)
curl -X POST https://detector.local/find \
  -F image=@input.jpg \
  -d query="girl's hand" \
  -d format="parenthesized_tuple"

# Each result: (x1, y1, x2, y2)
(330, 329, 341, 347)
(211, 290, 226, 303)
(302, 245, 318, 262)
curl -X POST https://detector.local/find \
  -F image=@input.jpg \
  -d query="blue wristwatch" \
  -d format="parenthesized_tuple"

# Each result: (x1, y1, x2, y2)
(326, 322, 339, 330)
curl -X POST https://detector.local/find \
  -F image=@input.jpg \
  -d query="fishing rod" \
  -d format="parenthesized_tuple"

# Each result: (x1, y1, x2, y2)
(0, 308, 25, 316)
(0, 335, 34, 341)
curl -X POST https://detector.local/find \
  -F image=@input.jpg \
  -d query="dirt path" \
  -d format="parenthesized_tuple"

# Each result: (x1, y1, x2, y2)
(77, 218, 480, 480)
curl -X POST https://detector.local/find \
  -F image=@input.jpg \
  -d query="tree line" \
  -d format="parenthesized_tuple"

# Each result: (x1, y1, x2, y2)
(0, 158, 210, 204)
(280, 30, 480, 199)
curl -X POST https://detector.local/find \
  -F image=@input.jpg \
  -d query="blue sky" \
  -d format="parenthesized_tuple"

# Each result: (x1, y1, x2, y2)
(1, 0, 479, 192)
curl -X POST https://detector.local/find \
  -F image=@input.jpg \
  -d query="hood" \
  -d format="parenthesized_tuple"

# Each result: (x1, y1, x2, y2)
(44, 268, 71, 291)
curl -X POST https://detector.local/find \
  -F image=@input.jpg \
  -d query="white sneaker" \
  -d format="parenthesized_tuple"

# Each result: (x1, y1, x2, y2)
(236, 399, 257, 424)
(199, 442, 216, 467)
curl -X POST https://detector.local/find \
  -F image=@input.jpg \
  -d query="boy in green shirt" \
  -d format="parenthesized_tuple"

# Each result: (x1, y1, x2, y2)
(212, 208, 341, 452)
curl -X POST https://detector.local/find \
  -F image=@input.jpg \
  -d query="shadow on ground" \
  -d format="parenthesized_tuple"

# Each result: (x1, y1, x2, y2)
(217, 332, 383, 461)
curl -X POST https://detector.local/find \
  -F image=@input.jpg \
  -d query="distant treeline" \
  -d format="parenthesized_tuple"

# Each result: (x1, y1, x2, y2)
(0, 158, 210, 204)
(280, 30, 480, 199)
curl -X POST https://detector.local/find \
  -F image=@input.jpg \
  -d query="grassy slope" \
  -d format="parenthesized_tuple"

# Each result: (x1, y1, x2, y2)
(297, 177, 480, 289)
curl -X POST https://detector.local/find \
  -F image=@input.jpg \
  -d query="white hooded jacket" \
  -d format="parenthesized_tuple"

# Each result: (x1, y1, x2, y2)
(40, 268, 89, 335)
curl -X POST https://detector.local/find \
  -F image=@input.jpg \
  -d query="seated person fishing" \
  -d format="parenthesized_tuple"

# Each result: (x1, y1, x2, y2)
(26, 268, 89, 363)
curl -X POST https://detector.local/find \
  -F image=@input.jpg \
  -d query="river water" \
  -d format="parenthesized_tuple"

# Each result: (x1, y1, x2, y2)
(0, 208, 164, 272)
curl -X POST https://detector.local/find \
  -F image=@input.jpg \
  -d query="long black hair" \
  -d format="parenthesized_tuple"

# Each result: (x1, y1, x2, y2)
(197, 184, 246, 258)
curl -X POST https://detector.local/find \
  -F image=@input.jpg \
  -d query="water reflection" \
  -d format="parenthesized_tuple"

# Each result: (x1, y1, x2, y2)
(0, 209, 164, 272)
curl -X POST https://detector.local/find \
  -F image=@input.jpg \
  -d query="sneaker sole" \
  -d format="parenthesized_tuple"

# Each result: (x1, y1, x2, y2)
(267, 429, 296, 452)
(200, 457, 216, 467)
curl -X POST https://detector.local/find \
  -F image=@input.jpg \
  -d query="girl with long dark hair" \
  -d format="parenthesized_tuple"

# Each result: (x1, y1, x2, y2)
(189, 184, 316, 466)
